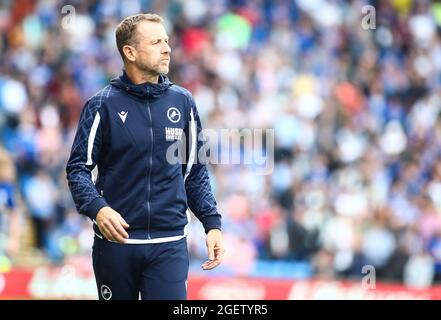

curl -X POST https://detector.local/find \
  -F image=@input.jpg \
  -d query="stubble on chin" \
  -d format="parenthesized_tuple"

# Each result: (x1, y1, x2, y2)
(157, 61, 170, 75)
(159, 67, 169, 75)
(137, 61, 169, 76)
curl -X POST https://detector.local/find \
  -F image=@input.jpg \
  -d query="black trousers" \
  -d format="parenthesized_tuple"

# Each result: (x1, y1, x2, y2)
(92, 236, 189, 300)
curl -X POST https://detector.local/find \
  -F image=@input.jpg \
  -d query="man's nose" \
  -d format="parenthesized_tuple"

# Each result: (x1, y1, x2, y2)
(162, 42, 171, 54)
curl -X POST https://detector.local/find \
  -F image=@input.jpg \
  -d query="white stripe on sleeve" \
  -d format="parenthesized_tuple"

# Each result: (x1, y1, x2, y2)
(184, 108, 196, 181)
(86, 112, 101, 166)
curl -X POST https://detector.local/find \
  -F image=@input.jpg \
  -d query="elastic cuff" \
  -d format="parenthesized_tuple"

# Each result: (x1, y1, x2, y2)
(84, 197, 108, 221)
(201, 214, 222, 234)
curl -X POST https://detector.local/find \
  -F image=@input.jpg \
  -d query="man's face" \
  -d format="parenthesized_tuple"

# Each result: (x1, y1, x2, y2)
(129, 20, 171, 75)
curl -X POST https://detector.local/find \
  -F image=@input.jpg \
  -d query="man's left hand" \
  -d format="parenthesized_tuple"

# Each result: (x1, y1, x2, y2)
(202, 229, 225, 270)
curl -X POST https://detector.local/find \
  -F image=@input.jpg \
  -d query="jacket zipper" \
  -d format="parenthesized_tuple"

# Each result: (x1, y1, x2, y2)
(146, 88, 153, 239)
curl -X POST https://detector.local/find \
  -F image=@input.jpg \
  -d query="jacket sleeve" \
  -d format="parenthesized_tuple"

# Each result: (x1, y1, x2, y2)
(183, 98, 222, 233)
(66, 97, 108, 221)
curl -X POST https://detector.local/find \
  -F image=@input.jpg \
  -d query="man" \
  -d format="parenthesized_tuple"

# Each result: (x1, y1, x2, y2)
(66, 13, 224, 300)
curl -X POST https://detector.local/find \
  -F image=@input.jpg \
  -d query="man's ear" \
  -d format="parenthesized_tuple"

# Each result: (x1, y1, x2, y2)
(123, 45, 136, 62)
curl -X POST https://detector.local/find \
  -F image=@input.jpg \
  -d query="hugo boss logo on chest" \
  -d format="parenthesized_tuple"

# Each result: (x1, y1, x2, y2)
(165, 127, 183, 141)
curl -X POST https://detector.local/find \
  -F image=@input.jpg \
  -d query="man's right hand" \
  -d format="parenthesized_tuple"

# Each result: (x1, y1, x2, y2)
(96, 206, 130, 243)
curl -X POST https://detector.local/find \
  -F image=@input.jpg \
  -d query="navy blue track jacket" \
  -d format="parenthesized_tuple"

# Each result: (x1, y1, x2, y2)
(66, 71, 221, 242)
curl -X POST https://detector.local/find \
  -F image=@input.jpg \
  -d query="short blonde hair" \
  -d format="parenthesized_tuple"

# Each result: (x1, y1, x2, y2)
(115, 13, 164, 60)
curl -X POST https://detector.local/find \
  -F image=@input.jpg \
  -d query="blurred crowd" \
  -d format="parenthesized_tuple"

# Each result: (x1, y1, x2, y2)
(1, 0, 441, 287)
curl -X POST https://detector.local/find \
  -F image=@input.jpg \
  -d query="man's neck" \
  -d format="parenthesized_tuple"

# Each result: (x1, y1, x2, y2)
(124, 65, 159, 84)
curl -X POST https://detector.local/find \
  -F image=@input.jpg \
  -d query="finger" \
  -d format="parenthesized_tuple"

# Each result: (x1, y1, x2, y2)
(110, 217, 129, 239)
(103, 225, 117, 242)
(118, 215, 130, 229)
(106, 222, 125, 243)
(102, 228, 113, 241)
(201, 261, 215, 269)
(215, 246, 225, 262)
(112, 230, 126, 243)
(202, 256, 221, 268)
(98, 223, 113, 241)
(207, 241, 215, 261)
(201, 259, 221, 270)
(111, 227, 127, 243)
(202, 247, 224, 270)
(100, 220, 125, 243)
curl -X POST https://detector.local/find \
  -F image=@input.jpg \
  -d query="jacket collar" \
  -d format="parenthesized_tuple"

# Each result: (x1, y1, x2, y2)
(110, 70, 173, 99)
